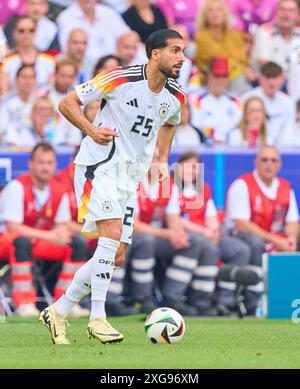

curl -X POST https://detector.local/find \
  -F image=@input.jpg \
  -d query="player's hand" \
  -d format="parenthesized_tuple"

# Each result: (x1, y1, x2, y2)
(88, 126, 119, 146)
(156, 162, 169, 182)
(165, 229, 189, 249)
(287, 235, 297, 252)
(270, 234, 292, 252)
(203, 228, 220, 244)
(49, 227, 72, 246)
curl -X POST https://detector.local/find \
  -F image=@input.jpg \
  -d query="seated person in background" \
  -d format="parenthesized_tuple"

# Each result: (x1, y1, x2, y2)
(228, 0, 279, 35)
(189, 57, 242, 144)
(4, 96, 61, 148)
(228, 96, 268, 147)
(107, 150, 203, 316)
(4, 0, 59, 52)
(251, 0, 300, 76)
(226, 145, 299, 314)
(175, 151, 251, 315)
(242, 62, 296, 146)
(1, 65, 37, 140)
(0, 16, 55, 95)
(195, 0, 256, 95)
(172, 103, 204, 147)
(0, 143, 89, 317)
(57, 0, 130, 66)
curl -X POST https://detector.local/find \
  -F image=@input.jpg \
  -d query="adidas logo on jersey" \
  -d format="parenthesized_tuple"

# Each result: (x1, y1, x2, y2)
(126, 98, 138, 108)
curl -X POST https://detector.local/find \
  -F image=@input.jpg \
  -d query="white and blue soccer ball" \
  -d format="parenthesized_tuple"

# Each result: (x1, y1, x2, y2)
(144, 307, 185, 344)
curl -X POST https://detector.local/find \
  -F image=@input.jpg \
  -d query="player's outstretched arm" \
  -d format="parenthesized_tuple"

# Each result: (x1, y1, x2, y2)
(156, 123, 176, 182)
(59, 91, 119, 145)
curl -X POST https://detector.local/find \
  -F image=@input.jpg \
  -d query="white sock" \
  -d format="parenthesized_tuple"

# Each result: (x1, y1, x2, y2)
(90, 237, 120, 319)
(55, 261, 92, 318)
(90, 300, 106, 319)
(54, 294, 76, 318)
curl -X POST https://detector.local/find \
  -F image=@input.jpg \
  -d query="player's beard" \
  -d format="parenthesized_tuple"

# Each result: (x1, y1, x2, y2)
(159, 65, 180, 79)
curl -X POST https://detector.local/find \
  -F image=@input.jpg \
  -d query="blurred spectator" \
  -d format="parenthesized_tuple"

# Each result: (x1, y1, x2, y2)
(156, 0, 203, 38)
(242, 61, 296, 145)
(226, 145, 299, 314)
(227, 0, 279, 34)
(108, 150, 201, 316)
(195, 0, 256, 95)
(116, 31, 147, 66)
(189, 57, 242, 144)
(0, 0, 25, 27)
(122, 0, 168, 43)
(0, 16, 55, 95)
(0, 26, 8, 61)
(93, 55, 122, 76)
(4, 96, 61, 148)
(45, 59, 83, 146)
(46, 59, 77, 109)
(57, 0, 129, 65)
(0, 142, 89, 317)
(102, 0, 129, 13)
(228, 96, 268, 146)
(1, 65, 37, 140)
(251, 0, 300, 73)
(4, 0, 59, 52)
(172, 104, 204, 146)
(291, 98, 300, 145)
(195, 0, 256, 94)
(176, 151, 250, 315)
(59, 28, 91, 83)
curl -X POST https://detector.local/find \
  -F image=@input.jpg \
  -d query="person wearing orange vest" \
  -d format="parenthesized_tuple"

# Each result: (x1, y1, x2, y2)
(176, 151, 251, 315)
(0, 143, 89, 317)
(107, 150, 208, 316)
(226, 145, 299, 314)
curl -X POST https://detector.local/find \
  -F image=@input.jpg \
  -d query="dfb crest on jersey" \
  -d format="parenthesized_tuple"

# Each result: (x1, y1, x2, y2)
(102, 200, 113, 213)
(159, 102, 170, 119)
(80, 81, 94, 95)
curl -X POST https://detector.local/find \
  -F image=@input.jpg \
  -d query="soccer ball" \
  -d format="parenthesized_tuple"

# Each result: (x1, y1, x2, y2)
(144, 307, 185, 344)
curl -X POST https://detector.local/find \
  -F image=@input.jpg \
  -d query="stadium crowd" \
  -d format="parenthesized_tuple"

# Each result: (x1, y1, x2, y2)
(0, 0, 300, 317)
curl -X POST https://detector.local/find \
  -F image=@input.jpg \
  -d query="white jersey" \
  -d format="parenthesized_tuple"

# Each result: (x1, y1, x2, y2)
(74, 64, 185, 191)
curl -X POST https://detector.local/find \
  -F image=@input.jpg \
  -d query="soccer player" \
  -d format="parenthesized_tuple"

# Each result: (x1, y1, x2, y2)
(39, 29, 186, 345)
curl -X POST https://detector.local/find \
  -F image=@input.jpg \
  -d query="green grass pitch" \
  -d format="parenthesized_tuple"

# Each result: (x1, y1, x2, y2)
(0, 315, 299, 369)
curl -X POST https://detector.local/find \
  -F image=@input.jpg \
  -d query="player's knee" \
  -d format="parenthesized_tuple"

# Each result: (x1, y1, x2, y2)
(13, 236, 32, 262)
(99, 220, 122, 242)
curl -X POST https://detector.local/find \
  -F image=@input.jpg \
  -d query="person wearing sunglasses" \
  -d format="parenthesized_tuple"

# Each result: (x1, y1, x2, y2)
(0, 15, 55, 96)
(225, 145, 299, 315)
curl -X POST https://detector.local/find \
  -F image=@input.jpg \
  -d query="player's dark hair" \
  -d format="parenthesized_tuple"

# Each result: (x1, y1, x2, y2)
(30, 142, 56, 160)
(145, 29, 183, 59)
(16, 64, 36, 78)
(260, 62, 283, 78)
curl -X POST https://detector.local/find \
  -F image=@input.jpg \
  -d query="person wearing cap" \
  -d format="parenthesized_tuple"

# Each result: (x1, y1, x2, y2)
(188, 56, 243, 144)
